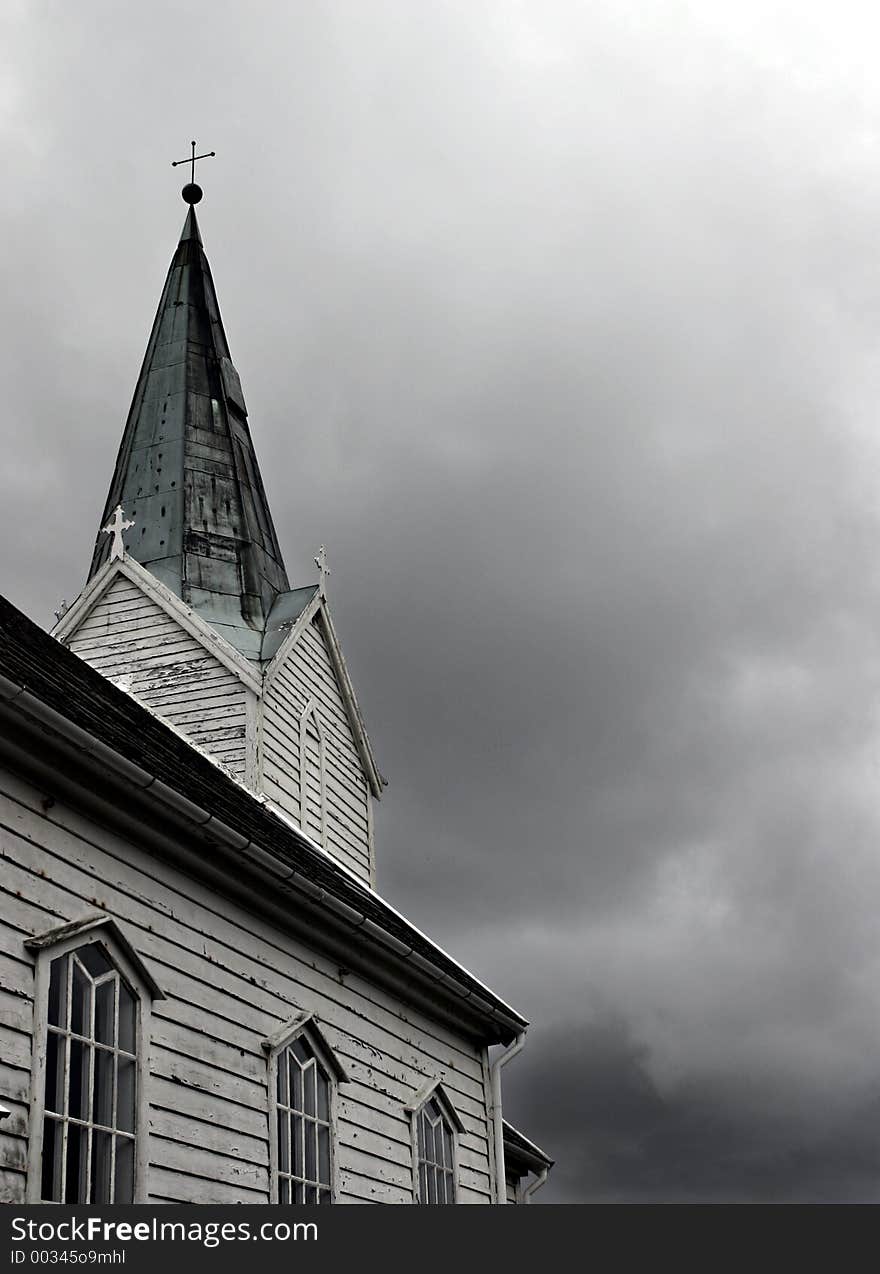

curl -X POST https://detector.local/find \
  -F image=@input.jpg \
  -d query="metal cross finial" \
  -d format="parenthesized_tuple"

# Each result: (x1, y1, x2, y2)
(172, 140, 216, 186)
(102, 505, 135, 562)
(314, 545, 331, 594)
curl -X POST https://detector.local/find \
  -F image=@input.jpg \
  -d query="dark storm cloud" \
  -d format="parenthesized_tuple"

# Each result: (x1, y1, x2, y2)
(505, 1009, 880, 1202)
(5, 1, 880, 1200)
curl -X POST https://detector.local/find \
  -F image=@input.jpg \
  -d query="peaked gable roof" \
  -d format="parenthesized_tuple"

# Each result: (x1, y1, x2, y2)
(0, 591, 526, 1043)
(264, 587, 385, 798)
(54, 555, 262, 695)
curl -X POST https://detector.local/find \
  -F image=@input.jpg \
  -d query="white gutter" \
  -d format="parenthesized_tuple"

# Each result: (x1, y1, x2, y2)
(489, 1032, 526, 1204)
(523, 1166, 549, 1203)
(0, 671, 528, 1041)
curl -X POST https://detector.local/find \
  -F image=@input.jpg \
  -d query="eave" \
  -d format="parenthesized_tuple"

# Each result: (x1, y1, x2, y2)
(502, 1120, 554, 1173)
(0, 595, 526, 1045)
(53, 556, 263, 695)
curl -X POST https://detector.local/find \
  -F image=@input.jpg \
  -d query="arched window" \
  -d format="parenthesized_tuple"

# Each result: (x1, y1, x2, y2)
(25, 915, 162, 1204)
(299, 699, 327, 844)
(264, 1013, 347, 1205)
(408, 1080, 464, 1205)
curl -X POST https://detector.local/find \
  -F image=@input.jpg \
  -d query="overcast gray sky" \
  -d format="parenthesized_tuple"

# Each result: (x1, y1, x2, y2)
(7, 0, 880, 1201)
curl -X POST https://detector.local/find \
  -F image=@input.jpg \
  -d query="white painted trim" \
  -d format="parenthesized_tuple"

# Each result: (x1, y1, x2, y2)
(408, 1080, 462, 1205)
(50, 562, 119, 643)
(408, 1110, 419, 1205)
(263, 1014, 346, 1205)
(261, 1012, 349, 1082)
(244, 688, 260, 791)
(24, 916, 157, 1204)
(263, 594, 384, 800)
(261, 591, 323, 689)
(54, 557, 262, 696)
(405, 1077, 466, 1133)
(299, 698, 327, 846)
(480, 1047, 499, 1203)
(24, 914, 165, 1000)
(366, 783, 376, 890)
(317, 604, 384, 798)
(254, 691, 266, 796)
(54, 563, 382, 793)
(501, 1120, 553, 1170)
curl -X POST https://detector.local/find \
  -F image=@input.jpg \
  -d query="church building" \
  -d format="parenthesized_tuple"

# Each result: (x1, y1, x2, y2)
(0, 176, 552, 1205)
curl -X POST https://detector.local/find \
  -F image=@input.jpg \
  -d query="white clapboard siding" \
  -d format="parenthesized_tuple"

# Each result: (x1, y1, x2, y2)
(0, 931, 31, 1201)
(261, 615, 373, 884)
(66, 576, 251, 781)
(0, 764, 495, 1205)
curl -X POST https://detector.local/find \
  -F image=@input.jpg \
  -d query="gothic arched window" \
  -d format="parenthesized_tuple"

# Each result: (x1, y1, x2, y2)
(264, 1013, 348, 1205)
(299, 700, 327, 844)
(408, 1081, 464, 1205)
(25, 916, 162, 1204)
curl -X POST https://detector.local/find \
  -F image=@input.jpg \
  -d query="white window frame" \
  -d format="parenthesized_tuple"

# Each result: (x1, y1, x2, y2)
(25, 915, 162, 1205)
(406, 1078, 465, 1205)
(263, 1011, 348, 1205)
(299, 698, 327, 845)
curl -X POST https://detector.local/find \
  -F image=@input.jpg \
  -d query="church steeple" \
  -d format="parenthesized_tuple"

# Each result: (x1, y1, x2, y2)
(89, 200, 289, 659)
(60, 179, 384, 884)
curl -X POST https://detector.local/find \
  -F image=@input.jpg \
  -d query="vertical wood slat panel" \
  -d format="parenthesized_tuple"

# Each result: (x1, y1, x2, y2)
(67, 575, 249, 780)
(262, 617, 372, 884)
(0, 770, 495, 1205)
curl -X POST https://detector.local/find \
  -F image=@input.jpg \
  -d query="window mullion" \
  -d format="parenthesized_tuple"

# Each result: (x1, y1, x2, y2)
(300, 1099, 306, 1197)
(270, 1036, 334, 1203)
(38, 941, 145, 1206)
(415, 1102, 456, 1205)
(84, 962, 97, 1205)
(110, 973, 119, 1204)
(59, 955, 73, 1202)
(285, 1104, 292, 1200)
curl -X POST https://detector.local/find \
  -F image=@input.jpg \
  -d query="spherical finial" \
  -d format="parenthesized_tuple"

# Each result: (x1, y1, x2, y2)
(182, 182, 203, 205)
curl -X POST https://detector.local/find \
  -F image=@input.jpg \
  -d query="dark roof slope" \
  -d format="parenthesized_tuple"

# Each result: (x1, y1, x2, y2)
(0, 593, 525, 1038)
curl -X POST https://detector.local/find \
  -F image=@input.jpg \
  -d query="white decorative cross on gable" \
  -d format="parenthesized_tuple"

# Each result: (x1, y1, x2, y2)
(314, 544, 331, 594)
(102, 505, 135, 562)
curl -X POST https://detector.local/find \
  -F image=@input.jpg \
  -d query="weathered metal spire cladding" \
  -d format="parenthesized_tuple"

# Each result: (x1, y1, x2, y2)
(90, 205, 290, 659)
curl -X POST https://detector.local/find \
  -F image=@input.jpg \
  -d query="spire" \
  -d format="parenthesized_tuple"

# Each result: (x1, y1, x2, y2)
(89, 204, 289, 659)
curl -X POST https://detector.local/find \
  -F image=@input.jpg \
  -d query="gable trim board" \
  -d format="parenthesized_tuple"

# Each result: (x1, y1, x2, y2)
(261, 1011, 350, 1083)
(24, 914, 165, 1001)
(260, 607, 374, 883)
(263, 592, 384, 800)
(0, 597, 526, 1046)
(56, 554, 384, 802)
(53, 556, 262, 696)
(55, 558, 377, 883)
(405, 1077, 467, 1133)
